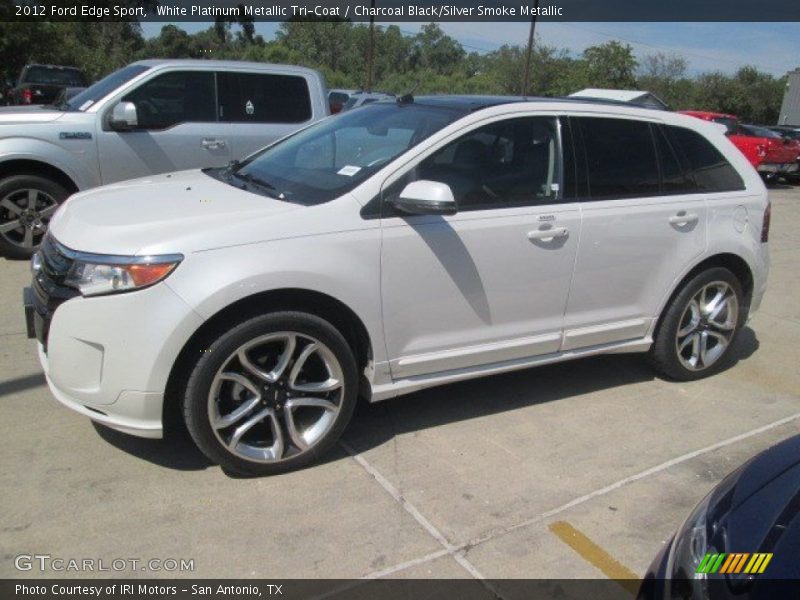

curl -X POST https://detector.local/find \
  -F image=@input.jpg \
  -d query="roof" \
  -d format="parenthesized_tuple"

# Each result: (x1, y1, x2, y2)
(132, 59, 321, 76)
(679, 110, 738, 120)
(405, 94, 663, 112)
(570, 88, 668, 109)
(570, 88, 648, 102)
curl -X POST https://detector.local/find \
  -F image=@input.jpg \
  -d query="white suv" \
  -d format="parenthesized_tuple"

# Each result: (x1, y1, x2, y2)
(24, 96, 770, 476)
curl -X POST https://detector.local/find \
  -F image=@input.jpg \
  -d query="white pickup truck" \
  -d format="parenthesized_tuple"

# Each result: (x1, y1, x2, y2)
(0, 59, 330, 258)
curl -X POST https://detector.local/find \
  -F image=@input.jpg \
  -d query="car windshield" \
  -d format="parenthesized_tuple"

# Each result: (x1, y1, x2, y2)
(711, 116, 738, 134)
(740, 125, 782, 139)
(63, 64, 150, 112)
(24, 66, 86, 86)
(223, 102, 467, 205)
(772, 128, 800, 139)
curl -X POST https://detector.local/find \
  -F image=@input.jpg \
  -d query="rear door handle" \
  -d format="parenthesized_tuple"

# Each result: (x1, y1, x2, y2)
(669, 212, 699, 226)
(201, 138, 226, 150)
(528, 227, 568, 242)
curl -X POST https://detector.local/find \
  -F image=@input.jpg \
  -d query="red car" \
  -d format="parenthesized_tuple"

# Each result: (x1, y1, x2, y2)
(680, 110, 800, 181)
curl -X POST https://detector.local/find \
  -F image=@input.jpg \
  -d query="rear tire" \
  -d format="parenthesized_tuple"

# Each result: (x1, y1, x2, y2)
(183, 312, 358, 476)
(649, 267, 745, 381)
(0, 174, 69, 259)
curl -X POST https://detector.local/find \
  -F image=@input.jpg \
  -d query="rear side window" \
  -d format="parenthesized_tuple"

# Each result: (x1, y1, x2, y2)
(577, 117, 660, 199)
(653, 125, 695, 194)
(122, 71, 216, 129)
(665, 126, 745, 192)
(218, 72, 311, 124)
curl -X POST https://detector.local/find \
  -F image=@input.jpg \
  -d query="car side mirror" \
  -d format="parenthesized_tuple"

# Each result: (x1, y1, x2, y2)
(109, 101, 138, 131)
(392, 180, 457, 216)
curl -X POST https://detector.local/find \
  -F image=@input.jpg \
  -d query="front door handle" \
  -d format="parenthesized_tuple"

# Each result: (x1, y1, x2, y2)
(528, 227, 568, 242)
(201, 138, 227, 150)
(669, 212, 699, 226)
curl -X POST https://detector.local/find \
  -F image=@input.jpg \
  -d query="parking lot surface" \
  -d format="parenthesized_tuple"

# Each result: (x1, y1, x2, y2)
(1, 186, 799, 585)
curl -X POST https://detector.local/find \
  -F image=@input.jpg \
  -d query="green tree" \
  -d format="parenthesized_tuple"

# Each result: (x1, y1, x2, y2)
(582, 41, 638, 89)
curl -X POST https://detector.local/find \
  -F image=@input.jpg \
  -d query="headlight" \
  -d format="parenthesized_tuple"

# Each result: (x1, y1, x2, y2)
(665, 493, 713, 599)
(65, 254, 183, 297)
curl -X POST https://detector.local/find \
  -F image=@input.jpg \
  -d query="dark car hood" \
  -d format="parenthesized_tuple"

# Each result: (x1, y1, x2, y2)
(710, 435, 800, 580)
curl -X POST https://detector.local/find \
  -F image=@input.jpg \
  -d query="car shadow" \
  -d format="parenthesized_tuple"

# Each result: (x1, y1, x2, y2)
(340, 325, 760, 456)
(92, 421, 213, 471)
(90, 327, 759, 475)
(0, 372, 46, 398)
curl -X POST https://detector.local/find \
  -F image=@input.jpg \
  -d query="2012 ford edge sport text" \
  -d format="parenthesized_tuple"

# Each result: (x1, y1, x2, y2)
(24, 97, 770, 476)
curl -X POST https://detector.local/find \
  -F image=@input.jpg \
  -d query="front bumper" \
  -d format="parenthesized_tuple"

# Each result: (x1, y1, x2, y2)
(39, 344, 164, 438)
(26, 279, 204, 439)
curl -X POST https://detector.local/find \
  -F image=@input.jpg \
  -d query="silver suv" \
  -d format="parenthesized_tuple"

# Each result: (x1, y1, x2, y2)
(0, 59, 329, 258)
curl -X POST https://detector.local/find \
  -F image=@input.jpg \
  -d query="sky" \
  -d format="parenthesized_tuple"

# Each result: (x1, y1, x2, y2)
(140, 21, 800, 77)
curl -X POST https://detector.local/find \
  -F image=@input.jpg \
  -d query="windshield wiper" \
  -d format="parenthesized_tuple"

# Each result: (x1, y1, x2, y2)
(233, 171, 282, 199)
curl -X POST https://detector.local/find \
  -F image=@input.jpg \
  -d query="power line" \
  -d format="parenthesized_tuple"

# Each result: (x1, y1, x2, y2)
(544, 23, 786, 74)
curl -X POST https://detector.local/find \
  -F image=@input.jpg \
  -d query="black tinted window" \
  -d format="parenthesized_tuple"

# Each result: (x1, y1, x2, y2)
(122, 71, 215, 129)
(393, 117, 561, 212)
(24, 66, 86, 86)
(218, 73, 311, 123)
(654, 125, 695, 194)
(665, 126, 745, 192)
(68, 64, 149, 111)
(578, 117, 659, 199)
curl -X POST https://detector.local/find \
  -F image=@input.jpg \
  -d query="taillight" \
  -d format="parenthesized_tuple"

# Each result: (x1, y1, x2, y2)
(22, 88, 32, 104)
(761, 201, 771, 243)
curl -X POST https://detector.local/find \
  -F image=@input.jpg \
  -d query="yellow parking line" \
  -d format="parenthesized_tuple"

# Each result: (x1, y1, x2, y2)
(549, 521, 639, 595)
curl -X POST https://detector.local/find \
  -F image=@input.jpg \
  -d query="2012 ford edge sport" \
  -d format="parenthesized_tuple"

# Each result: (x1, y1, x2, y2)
(24, 96, 770, 476)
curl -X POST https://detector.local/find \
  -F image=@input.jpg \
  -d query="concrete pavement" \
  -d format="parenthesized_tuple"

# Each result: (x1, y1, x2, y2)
(1, 186, 798, 585)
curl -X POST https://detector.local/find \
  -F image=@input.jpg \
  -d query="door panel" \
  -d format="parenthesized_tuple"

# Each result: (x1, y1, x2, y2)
(563, 196, 706, 350)
(96, 71, 230, 184)
(382, 206, 581, 378)
(563, 116, 707, 350)
(380, 115, 580, 379)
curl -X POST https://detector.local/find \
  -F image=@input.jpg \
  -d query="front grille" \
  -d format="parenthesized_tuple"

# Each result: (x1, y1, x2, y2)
(31, 235, 80, 349)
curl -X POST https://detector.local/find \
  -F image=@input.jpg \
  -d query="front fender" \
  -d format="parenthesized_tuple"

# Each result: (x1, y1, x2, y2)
(0, 137, 98, 190)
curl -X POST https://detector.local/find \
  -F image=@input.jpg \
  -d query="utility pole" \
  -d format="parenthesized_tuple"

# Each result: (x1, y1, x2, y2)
(365, 0, 376, 90)
(521, 0, 539, 97)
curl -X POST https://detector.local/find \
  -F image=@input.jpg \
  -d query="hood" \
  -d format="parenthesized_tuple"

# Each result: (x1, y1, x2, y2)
(49, 170, 305, 256)
(707, 435, 800, 581)
(0, 105, 66, 124)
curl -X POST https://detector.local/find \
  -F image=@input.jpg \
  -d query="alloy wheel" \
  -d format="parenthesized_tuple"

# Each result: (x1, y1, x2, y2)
(207, 332, 345, 463)
(675, 281, 739, 372)
(0, 188, 58, 250)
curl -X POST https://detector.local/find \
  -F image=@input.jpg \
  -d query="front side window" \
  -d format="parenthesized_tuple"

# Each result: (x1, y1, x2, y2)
(387, 117, 561, 212)
(66, 64, 149, 111)
(222, 102, 467, 205)
(577, 117, 660, 199)
(121, 71, 216, 130)
(218, 72, 311, 124)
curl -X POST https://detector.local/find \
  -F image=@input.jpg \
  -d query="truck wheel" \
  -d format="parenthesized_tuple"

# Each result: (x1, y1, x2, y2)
(0, 174, 69, 259)
(648, 267, 745, 381)
(183, 312, 359, 476)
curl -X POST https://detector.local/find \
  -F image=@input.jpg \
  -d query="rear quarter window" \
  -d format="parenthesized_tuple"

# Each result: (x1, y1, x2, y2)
(665, 125, 745, 192)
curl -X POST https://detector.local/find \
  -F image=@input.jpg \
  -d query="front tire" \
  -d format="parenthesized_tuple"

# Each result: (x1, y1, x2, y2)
(649, 267, 745, 381)
(0, 174, 69, 259)
(183, 312, 358, 476)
